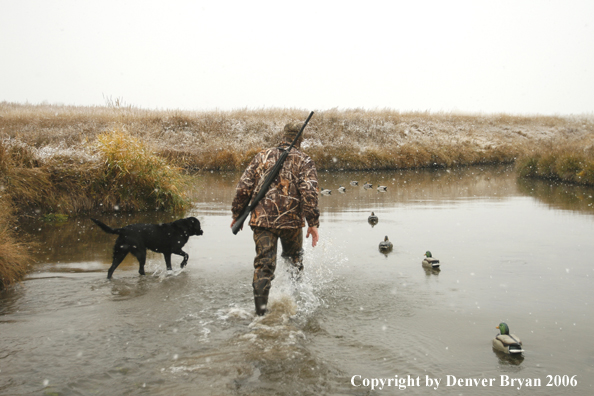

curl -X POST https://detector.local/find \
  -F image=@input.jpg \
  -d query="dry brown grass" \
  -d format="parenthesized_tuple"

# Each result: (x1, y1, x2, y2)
(1, 135, 189, 216)
(3, 102, 591, 173)
(516, 134, 594, 185)
(0, 145, 32, 288)
(0, 220, 31, 289)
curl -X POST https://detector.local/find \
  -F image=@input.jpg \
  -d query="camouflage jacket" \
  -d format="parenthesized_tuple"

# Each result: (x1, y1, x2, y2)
(231, 143, 320, 229)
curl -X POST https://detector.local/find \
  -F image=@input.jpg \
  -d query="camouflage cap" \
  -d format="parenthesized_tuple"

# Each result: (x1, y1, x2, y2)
(283, 122, 304, 142)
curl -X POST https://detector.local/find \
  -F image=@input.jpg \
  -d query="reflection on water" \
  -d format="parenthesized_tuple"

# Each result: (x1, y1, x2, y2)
(517, 176, 594, 212)
(2, 165, 594, 395)
(493, 349, 526, 367)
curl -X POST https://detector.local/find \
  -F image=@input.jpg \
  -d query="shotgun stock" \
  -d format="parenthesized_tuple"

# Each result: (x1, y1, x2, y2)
(232, 111, 314, 235)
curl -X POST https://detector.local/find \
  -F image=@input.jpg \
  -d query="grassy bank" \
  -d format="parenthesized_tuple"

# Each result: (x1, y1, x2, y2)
(2, 102, 592, 172)
(1, 129, 188, 216)
(1, 102, 593, 287)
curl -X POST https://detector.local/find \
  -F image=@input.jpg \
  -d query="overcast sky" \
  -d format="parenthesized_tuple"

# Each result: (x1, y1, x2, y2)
(1, 0, 593, 115)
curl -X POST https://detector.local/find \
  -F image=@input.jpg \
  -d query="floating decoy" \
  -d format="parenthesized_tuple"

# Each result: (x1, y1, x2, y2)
(368, 212, 378, 226)
(338, 186, 346, 193)
(379, 236, 393, 252)
(320, 188, 332, 195)
(363, 182, 373, 189)
(492, 323, 524, 354)
(377, 185, 387, 192)
(350, 181, 359, 186)
(422, 251, 440, 268)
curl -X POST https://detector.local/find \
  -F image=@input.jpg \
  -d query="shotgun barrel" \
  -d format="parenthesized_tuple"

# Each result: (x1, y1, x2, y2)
(232, 111, 314, 235)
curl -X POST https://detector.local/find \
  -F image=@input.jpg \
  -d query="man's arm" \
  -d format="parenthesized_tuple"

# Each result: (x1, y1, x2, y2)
(231, 152, 262, 221)
(298, 156, 320, 235)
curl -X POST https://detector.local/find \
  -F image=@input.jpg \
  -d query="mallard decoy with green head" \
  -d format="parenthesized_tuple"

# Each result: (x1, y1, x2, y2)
(422, 251, 440, 268)
(492, 322, 524, 354)
(320, 188, 332, 195)
(338, 186, 346, 193)
(379, 236, 393, 252)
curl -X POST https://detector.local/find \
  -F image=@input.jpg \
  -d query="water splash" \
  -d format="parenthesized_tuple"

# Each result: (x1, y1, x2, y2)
(150, 264, 185, 280)
(267, 236, 348, 321)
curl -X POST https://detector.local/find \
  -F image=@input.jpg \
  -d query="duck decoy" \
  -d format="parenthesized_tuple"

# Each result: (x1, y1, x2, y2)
(338, 186, 346, 193)
(368, 212, 378, 226)
(363, 182, 373, 189)
(350, 181, 359, 186)
(377, 185, 387, 192)
(492, 323, 524, 354)
(378, 236, 393, 252)
(320, 188, 332, 195)
(422, 251, 440, 268)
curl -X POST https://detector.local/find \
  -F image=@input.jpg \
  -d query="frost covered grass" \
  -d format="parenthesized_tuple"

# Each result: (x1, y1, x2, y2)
(2, 102, 592, 173)
(1, 132, 188, 216)
(2, 101, 593, 190)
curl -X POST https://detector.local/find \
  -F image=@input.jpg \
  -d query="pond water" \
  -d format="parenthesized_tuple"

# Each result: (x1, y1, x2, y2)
(1, 166, 593, 395)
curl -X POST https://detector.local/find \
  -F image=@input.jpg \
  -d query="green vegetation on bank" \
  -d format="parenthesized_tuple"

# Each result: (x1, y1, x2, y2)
(0, 101, 593, 288)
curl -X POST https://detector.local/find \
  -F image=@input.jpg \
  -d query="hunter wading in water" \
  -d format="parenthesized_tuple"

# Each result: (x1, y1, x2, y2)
(230, 121, 320, 316)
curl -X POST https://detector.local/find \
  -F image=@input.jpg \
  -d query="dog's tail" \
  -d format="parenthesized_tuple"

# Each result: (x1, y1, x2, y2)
(91, 218, 121, 235)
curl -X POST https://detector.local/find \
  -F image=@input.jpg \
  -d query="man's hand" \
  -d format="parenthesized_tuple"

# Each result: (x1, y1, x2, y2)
(306, 226, 319, 247)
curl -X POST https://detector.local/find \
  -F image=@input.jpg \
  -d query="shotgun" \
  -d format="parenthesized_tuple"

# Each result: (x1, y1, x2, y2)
(232, 111, 314, 235)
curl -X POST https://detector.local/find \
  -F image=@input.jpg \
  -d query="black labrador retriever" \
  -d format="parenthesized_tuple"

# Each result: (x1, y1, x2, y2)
(91, 217, 203, 279)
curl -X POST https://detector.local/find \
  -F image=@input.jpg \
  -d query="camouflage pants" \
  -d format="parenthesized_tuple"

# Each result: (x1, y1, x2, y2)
(252, 227, 304, 298)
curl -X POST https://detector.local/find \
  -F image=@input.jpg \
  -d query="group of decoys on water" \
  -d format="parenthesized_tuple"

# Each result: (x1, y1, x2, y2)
(319, 180, 388, 195)
(369, 212, 526, 357)
(326, 181, 526, 358)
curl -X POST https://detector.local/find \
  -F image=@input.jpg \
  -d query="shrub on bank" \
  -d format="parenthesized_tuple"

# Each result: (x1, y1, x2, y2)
(2, 129, 189, 215)
(516, 143, 594, 186)
(0, 144, 32, 288)
(0, 211, 31, 289)
(95, 128, 189, 211)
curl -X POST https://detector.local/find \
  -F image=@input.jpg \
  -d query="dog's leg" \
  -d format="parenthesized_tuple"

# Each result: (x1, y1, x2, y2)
(173, 249, 190, 268)
(180, 250, 189, 268)
(163, 252, 173, 271)
(132, 248, 147, 276)
(108, 243, 129, 279)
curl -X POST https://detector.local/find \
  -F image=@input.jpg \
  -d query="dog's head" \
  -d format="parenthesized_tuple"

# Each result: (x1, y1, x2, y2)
(172, 216, 203, 236)
(186, 217, 203, 236)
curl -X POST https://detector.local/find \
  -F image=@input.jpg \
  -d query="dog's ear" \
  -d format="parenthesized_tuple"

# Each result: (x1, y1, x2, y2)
(171, 218, 191, 232)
